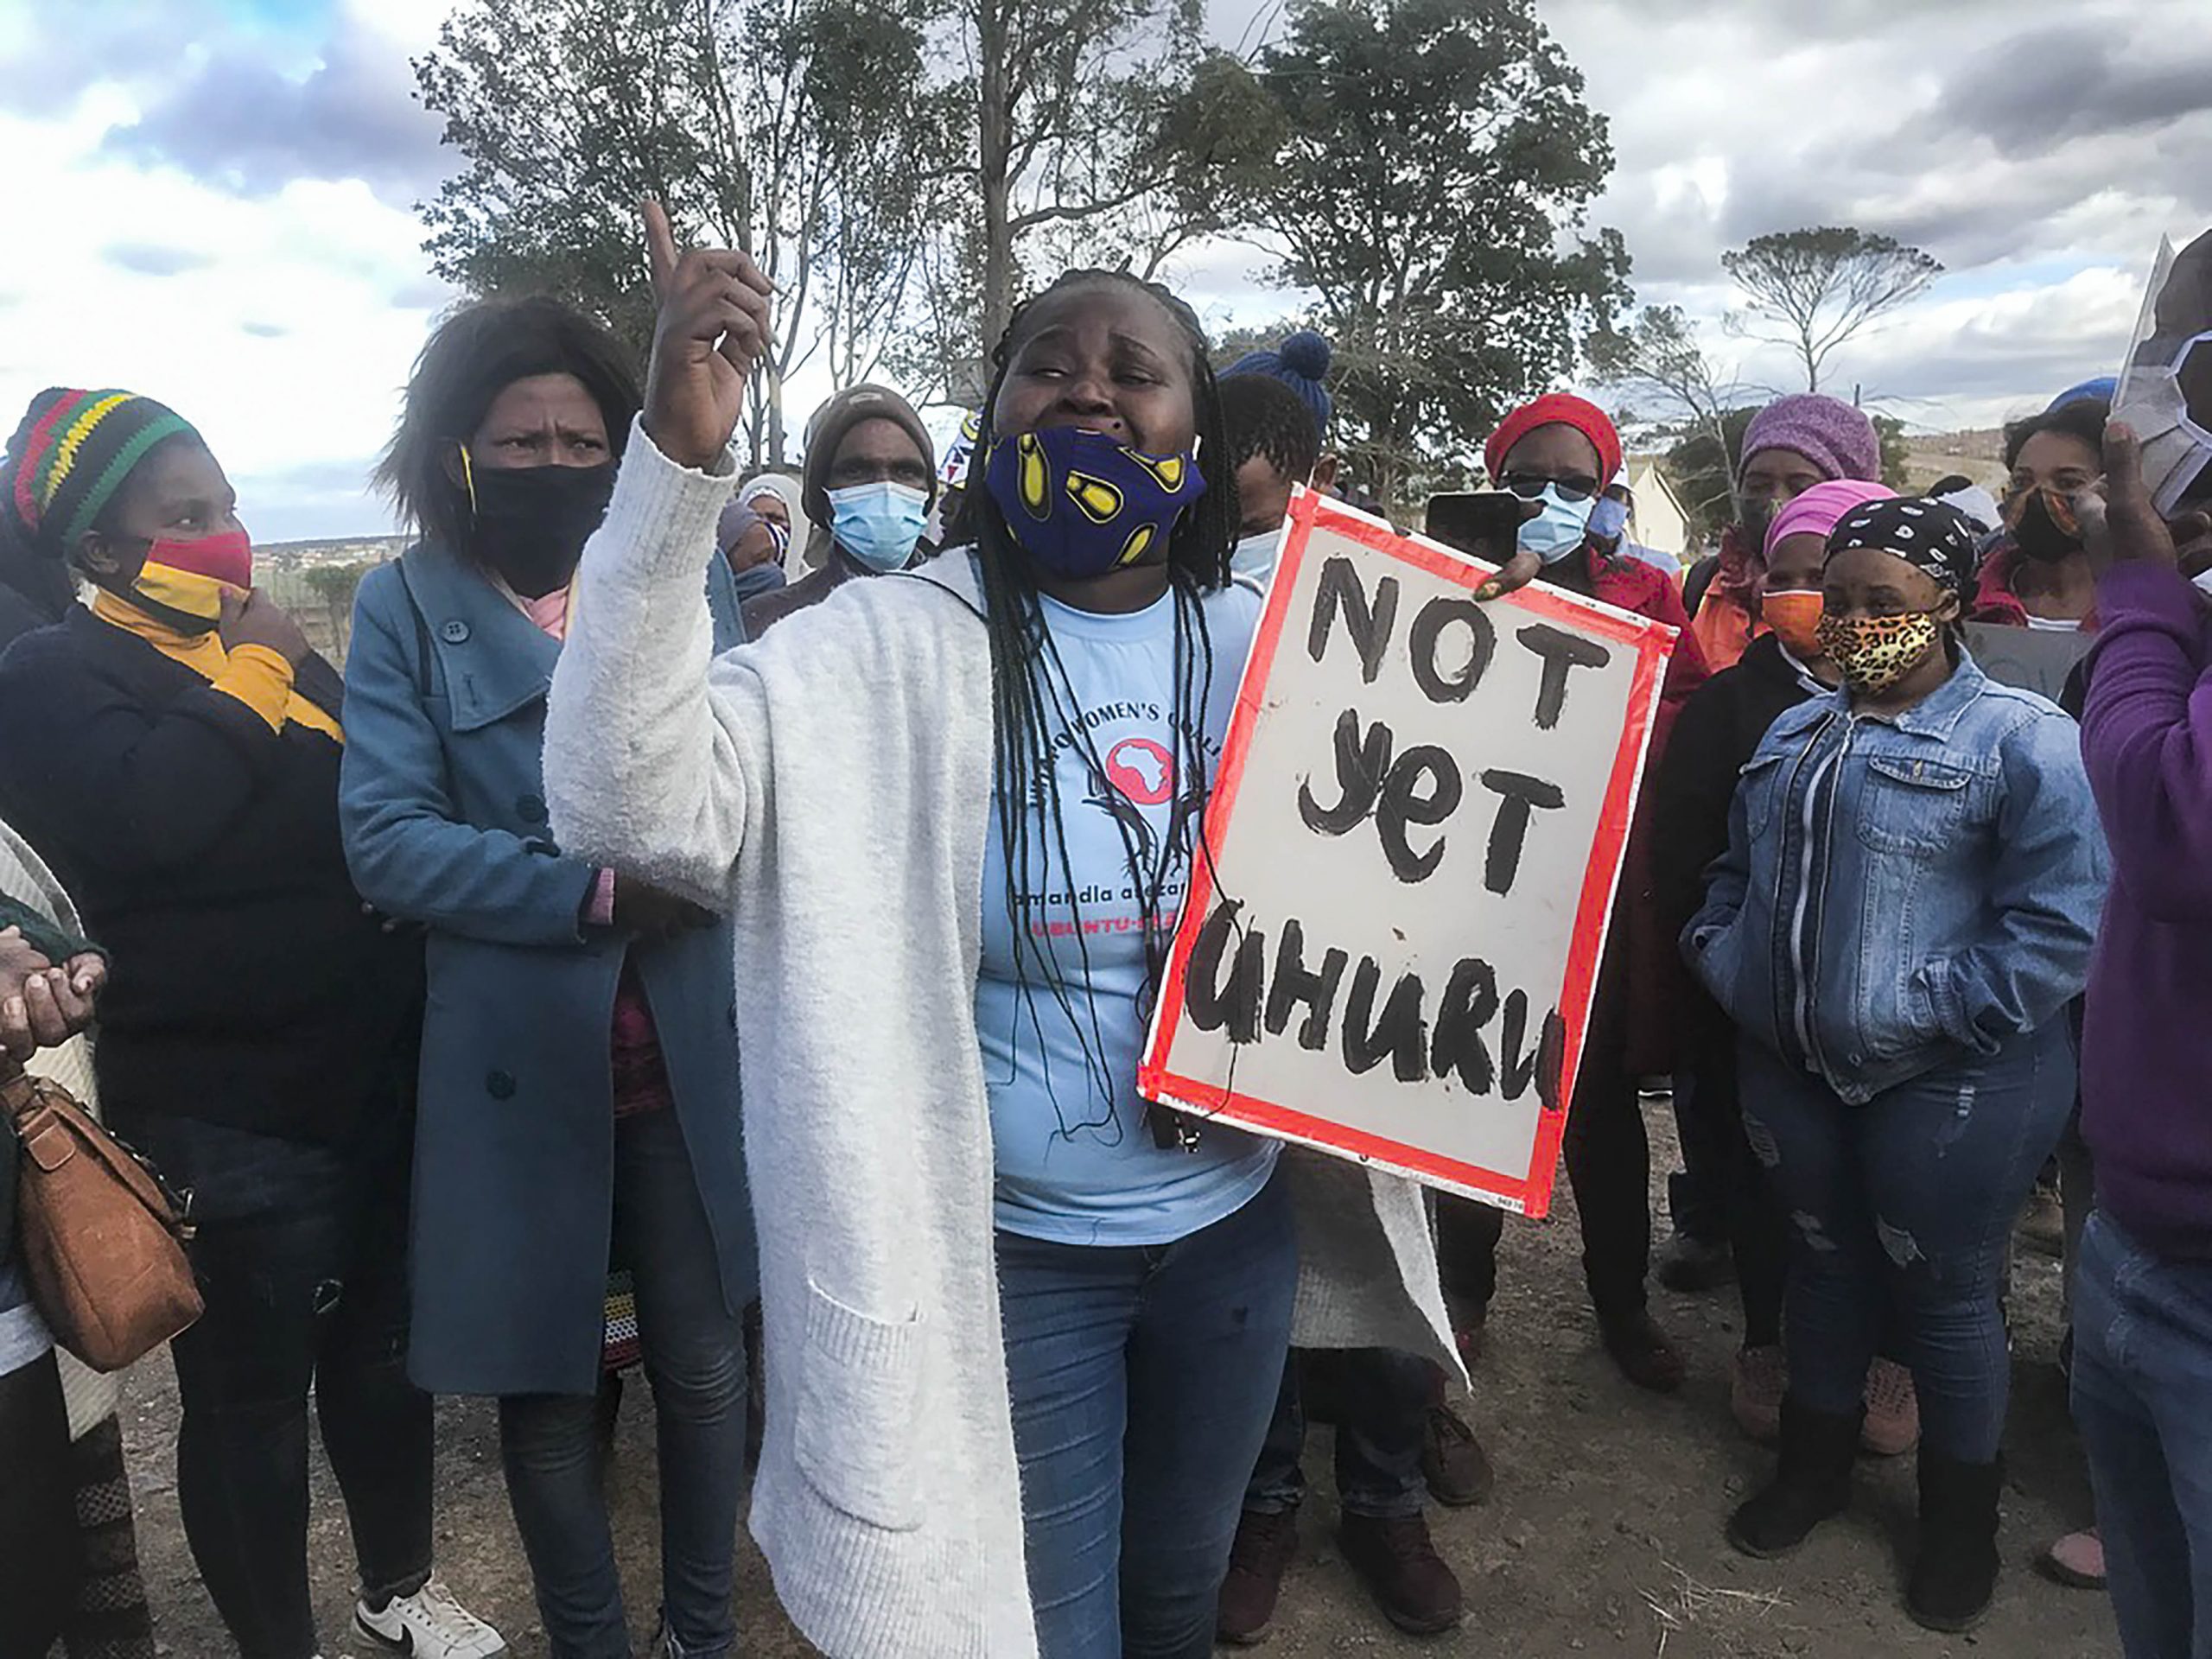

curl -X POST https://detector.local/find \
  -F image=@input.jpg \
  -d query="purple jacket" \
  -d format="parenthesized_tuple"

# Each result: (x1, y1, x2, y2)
(2080, 561, 2212, 1258)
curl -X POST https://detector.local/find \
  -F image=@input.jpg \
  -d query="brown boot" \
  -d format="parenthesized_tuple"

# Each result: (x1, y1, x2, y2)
(1421, 1402, 1494, 1508)
(1599, 1309, 1687, 1394)
(1338, 1511, 1465, 1636)
(1217, 1507, 1299, 1646)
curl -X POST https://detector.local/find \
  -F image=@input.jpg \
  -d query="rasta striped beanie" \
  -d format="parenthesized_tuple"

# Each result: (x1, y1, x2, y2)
(5, 388, 199, 562)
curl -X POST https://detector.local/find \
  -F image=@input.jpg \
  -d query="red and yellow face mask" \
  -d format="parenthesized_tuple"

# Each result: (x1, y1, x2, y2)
(114, 529, 253, 631)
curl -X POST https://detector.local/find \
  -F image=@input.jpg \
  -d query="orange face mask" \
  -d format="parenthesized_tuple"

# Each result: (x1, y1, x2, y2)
(1762, 589, 1825, 659)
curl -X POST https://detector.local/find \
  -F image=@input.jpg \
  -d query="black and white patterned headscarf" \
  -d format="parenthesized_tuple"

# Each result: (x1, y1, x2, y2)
(1825, 496, 1981, 601)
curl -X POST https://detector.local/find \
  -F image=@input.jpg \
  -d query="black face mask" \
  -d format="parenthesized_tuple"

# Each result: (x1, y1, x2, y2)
(466, 460, 617, 597)
(2008, 486, 2083, 564)
(1737, 494, 1776, 552)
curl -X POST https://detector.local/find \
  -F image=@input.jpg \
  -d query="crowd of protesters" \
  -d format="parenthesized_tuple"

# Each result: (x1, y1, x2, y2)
(0, 204, 2207, 1659)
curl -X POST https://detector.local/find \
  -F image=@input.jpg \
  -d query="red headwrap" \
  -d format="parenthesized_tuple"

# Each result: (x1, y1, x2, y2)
(1483, 393, 1623, 486)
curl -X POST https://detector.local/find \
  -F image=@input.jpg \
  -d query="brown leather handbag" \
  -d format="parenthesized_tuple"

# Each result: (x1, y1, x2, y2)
(6, 1065, 201, 1371)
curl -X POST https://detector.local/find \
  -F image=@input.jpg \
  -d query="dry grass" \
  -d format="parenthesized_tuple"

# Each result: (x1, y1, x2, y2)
(1640, 1557, 1789, 1657)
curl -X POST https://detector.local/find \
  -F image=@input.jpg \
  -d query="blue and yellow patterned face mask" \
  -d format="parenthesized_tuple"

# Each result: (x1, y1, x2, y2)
(982, 426, 1206, 581)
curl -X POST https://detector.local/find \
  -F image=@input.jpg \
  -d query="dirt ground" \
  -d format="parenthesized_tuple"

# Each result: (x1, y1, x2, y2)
(119, 1113, 2120, 1659)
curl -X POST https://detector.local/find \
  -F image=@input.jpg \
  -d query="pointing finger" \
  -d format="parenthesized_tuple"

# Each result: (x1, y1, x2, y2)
(2103, 421, 2146, 505)
(1476, 548, 1542, 601)
(642, 199, 680, 296)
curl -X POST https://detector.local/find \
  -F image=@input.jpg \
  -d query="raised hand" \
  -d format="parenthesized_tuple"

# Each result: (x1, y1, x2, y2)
(640, 200, 775, 473)
(2075, 422, 2181, 570)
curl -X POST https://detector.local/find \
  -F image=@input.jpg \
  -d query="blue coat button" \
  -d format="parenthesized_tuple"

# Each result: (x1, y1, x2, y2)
(518, 794, 547, 823)
(442, 620, 471, 644)
(486, 1070, 517, 1100)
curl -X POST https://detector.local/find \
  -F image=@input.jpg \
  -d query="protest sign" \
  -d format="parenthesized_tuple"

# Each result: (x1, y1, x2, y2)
(1964, 621, 2092, 703)
(1140, 487, 1676, 1216)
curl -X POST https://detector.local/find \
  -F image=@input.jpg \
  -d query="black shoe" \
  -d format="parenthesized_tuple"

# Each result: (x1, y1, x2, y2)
(1656, 1230, 1737, 1294)
(1338, 1511, 1465, 1636)
(1726, 1397, 1863, 1559)
(1908, 1452, 2004, 1633)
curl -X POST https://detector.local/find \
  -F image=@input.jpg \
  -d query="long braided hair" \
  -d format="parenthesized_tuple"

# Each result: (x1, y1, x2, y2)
(967, 269, 1240, 1141)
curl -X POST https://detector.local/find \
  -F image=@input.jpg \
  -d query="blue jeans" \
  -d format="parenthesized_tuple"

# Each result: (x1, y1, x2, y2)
(997, 1177, 1297, 1659)
(110, 1099, 433, 1659)
(1247, 1348, 1429, 1522)
(499, 1107, 747, 1659)
(2072, 1211, 2212, 1659)
(1738, 1022, 2074, 1462)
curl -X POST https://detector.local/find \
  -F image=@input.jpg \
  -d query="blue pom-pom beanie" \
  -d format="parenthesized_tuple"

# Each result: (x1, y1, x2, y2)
(1224, 329, 1333, 436)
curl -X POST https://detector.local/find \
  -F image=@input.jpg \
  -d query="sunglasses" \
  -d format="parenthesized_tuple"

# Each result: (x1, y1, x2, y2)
(1500, 471, 1600, 504)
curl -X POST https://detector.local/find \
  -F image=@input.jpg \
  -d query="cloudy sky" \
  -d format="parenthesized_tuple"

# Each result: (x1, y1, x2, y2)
(2, 0, 2205, 540)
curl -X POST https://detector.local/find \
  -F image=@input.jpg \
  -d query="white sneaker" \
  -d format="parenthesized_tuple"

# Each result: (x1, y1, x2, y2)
(353, 1577, 507, 1659)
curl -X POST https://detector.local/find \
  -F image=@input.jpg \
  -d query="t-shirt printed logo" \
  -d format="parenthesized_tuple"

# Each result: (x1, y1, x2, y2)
(1101, 736, 1176, 807)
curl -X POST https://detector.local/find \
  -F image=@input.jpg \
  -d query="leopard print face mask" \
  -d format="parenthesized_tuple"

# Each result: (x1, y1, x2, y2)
(1815, 610, 1942, 696)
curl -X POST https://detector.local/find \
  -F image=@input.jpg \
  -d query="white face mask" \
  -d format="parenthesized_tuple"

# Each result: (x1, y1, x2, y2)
(2193, 566, 2212, 598)
(1230, 527, 1282, 585)
(2114, 239, 2212, 513)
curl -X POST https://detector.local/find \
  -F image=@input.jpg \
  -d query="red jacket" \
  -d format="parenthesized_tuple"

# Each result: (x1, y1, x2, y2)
(1572, 548, 1711, 1077)
(1969, 537, 2100, 632)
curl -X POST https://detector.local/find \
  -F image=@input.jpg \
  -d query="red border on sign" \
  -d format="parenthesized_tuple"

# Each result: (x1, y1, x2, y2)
(1141, 486, 1675, 1218)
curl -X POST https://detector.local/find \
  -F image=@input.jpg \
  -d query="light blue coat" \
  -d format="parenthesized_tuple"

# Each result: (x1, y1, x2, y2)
(340, 542, 755, 1396)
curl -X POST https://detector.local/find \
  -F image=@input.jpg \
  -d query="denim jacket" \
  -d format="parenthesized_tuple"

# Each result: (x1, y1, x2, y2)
(1683, 650, 2108, 1103)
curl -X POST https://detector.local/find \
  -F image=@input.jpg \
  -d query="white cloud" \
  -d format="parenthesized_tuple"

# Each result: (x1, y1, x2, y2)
(0, 3, 456, 541)
(3, 0, 2208, 538)
(1535, 0, 2209, 431)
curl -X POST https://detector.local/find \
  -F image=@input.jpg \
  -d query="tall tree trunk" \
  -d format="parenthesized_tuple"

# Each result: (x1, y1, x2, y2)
(768, 364, 788, 467)
(978, 0, 1016, 349)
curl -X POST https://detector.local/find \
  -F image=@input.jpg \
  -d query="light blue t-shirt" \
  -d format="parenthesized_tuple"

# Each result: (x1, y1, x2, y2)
(0, 1257, 53, 1376)
(978, 580, 1279, 1245)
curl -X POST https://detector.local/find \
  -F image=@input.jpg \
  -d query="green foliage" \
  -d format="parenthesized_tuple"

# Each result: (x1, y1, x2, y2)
(301, 562, 372, 602)
(1721, 226, 1943, 393)
(1211, 0, 1628, 516)
(969, 0, 1229, 347)
(1872, 412, 1913, 490)
(415, 0, 962, 460)
(1663, 405, 1761, 539)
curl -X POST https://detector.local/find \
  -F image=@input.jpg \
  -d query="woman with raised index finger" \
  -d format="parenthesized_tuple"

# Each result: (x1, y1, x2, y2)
(541, 206, 1460, 1659)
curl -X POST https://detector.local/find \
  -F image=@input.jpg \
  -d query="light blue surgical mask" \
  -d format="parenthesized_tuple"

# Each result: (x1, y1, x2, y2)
(828, 480, 928, 573)
(1586, 495, 1629, 542)
(1518, 485, 1598, 564)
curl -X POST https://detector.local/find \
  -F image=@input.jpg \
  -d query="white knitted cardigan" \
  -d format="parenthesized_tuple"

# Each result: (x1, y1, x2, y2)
(546, 425, 1460, 1659)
